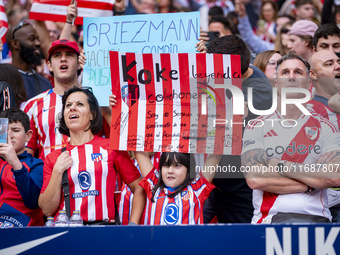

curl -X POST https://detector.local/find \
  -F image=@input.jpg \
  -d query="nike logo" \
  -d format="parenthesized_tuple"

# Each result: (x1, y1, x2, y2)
(43, 106, 56, 112)
(0, 231, 68, 255)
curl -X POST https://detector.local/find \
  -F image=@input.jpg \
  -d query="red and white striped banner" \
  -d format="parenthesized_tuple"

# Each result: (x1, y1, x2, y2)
(109, 51, 243, 155)
(29, 0, 114, 25)
(0, 0, 8, 42)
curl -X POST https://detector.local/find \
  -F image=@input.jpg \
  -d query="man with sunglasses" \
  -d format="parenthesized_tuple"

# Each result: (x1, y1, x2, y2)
(6, 20, 53, 100)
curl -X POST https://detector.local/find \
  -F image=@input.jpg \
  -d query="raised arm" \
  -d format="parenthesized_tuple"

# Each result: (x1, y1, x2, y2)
(0, 135, 43, 209)
(60, 0, 78, 40)
(134, 151, 155, 177)
(235, 0, 274, 53)
(202, 154, 222, 183)
(34, 21, 50, 60)
(321, 0, 334, 24)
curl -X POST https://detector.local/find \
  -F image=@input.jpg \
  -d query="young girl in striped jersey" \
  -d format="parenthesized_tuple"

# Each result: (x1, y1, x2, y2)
(118, 152, 161, 225)
(135, 151, 221, 225)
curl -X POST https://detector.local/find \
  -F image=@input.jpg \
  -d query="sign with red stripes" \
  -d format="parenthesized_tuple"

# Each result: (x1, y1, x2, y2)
(109, 51, 243, 155)
(29, 0, 114, 25)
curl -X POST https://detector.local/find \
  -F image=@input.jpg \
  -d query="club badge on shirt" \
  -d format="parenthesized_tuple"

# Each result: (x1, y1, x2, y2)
(181, 191, 190, 201)
(304, 127, 318, 140)
(91, 153, 103, 162)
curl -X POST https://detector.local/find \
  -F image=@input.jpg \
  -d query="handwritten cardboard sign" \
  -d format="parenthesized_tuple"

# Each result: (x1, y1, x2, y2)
(0, 0, 8, 42)
(82, 12, 200, 106)
(109, 51, 243, 155)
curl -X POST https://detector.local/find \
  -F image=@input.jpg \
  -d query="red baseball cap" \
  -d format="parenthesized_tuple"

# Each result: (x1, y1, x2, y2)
(48, 39, 80, 60)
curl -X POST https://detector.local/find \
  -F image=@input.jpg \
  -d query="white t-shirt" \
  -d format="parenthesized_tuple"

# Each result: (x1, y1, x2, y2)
(242, 110, 340, 223)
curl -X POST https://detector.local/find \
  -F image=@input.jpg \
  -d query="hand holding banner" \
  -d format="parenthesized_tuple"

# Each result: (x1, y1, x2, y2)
(109, 51, 243, 155)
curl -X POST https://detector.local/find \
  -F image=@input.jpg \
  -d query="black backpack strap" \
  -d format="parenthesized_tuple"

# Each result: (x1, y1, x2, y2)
(61, 146, 71, 218)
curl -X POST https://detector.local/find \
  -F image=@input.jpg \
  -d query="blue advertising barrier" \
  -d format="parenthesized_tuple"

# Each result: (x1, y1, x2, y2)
(0, 224, 339, 255)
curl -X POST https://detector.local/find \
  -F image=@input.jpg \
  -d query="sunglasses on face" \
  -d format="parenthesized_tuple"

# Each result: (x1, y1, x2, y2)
(81, 86, 93, 93)
(12, 20, 31, 40)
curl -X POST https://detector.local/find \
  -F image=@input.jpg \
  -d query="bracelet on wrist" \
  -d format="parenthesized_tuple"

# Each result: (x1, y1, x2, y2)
(305, 186, 315, 193)
(65, 20, 72, 24)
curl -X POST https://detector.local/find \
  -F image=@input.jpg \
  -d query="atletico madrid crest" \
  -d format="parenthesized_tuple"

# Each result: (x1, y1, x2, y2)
(91, 153, 103, 162)
(304, 127, 318, 140)
(181, 191, 190, 201)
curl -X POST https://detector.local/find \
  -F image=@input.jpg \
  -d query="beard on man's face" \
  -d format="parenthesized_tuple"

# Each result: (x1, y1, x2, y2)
(19, 42, 44, 67)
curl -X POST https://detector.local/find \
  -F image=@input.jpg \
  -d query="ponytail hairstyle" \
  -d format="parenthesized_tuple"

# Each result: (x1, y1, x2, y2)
(151, 152, 196, 202)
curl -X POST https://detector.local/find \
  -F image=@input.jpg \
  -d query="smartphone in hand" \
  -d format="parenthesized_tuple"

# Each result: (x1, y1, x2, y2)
(207, 31, 220, 42)
(0, 118, 8, 144)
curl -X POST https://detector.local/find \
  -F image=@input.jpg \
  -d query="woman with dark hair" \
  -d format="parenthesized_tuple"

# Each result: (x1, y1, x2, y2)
(38, 87, 145, 225)
(253, 50, 282, 86)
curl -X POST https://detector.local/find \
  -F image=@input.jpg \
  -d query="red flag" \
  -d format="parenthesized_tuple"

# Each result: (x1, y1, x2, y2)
(29, 0, 114, 25)
(0, 0, 8, 43)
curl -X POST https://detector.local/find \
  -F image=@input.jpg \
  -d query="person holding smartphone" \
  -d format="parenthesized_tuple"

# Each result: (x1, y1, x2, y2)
(0, 109, 44, 227)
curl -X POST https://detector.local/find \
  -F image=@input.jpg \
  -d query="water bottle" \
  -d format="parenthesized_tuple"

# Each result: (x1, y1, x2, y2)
(55, 210, 69, 227)
(69, 210, 83, 227)
(44, 217, 55, 227)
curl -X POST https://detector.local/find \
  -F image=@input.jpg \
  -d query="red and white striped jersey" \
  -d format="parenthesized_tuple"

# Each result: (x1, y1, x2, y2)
(41, 136, 141, 222)
(139, 167, 214, 225)
(22, 89, 69, 160)
(242, 110, 340, 223)
(118, 153, 161, 225)
(308, 99, 340, 131)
